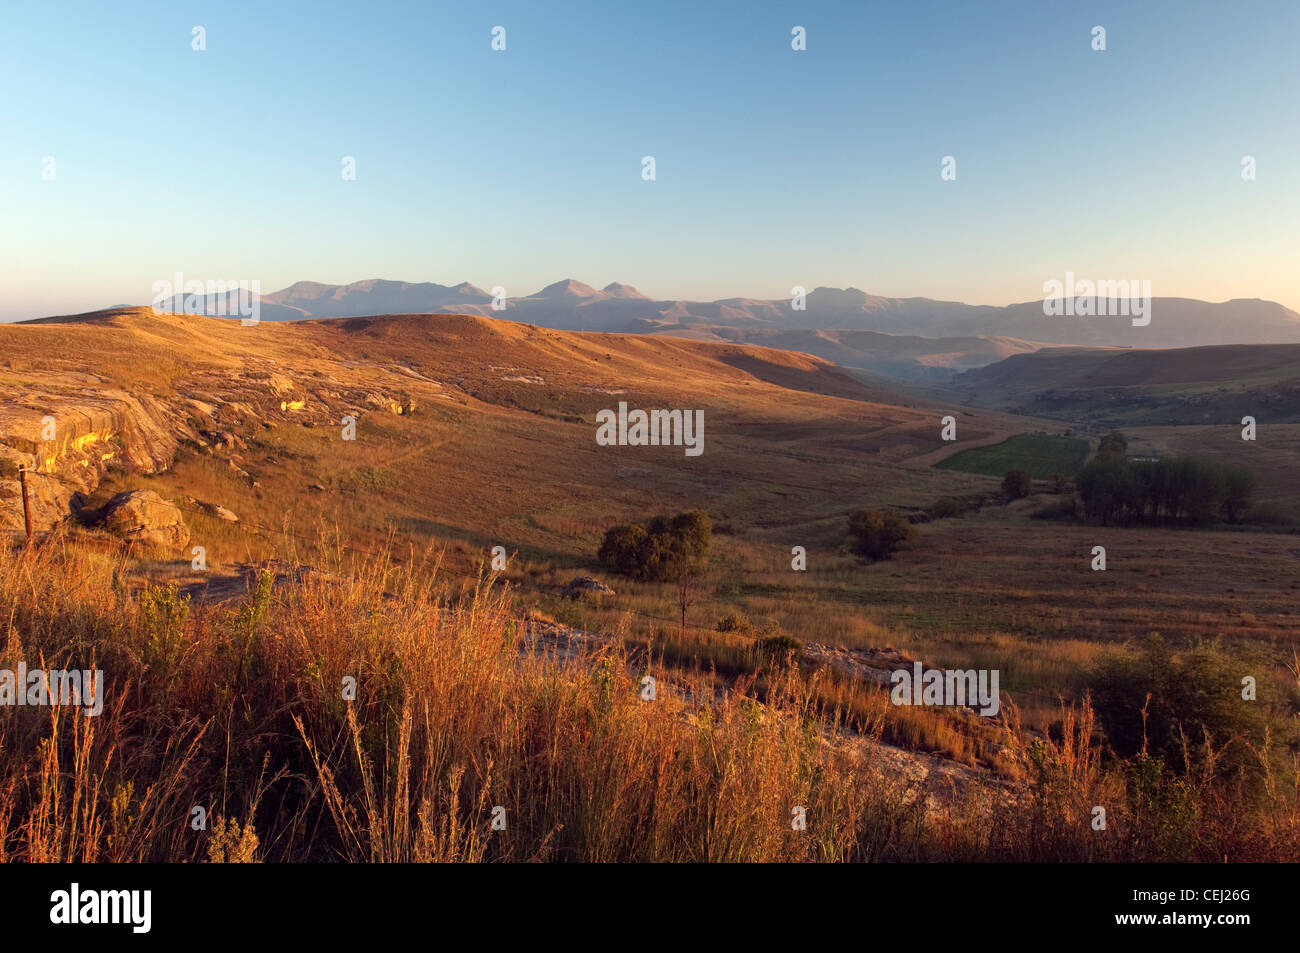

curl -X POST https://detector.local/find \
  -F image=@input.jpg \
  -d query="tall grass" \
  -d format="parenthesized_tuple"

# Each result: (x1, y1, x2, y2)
(1, 535, 1296, 862)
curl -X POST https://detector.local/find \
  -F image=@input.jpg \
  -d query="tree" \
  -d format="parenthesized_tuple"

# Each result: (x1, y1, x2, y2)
(1097, 430, 1128, 460)
(597, 511, 712, 581)
(1002, 470, 1033, 499)
(1076, 454, 1254, 527)
(671, 510, 712, 564)
(848, 509, 915, 561)
(1221, 465, 1255, 523)
(1077, 456, 1138, 524)
(597, 524, 648, 576)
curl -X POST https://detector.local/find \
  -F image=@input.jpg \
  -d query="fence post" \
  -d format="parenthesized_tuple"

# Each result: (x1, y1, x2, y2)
(18, 464, 33, 544)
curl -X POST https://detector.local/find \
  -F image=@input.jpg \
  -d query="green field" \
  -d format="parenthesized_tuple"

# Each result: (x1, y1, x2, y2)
(934, 433, 1090, 479)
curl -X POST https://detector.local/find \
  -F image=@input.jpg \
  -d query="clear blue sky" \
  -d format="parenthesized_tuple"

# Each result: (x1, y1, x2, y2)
(2, 0, 1298, 320)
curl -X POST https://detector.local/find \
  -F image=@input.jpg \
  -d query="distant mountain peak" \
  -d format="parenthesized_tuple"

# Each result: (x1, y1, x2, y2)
(602, 282, 647, 299)
(535, 279, 599, 299)
(118, 279, 1300, 355)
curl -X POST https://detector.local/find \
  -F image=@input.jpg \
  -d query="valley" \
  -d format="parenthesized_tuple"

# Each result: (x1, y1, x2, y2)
(2, 305, 1298, 861)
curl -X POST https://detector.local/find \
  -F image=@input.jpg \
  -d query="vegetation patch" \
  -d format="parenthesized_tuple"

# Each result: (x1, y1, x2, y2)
(935, 433, 1090, 479)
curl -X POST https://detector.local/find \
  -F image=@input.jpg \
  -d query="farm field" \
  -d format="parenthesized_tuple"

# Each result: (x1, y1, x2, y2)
(933, 432, 1091, 479)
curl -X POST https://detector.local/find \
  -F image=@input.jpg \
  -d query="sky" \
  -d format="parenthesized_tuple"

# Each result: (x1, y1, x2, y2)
(2, 0, 1298, 320)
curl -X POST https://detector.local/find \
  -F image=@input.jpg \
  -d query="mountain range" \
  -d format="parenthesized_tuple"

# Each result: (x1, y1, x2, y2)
(138, 278, 1300, 380)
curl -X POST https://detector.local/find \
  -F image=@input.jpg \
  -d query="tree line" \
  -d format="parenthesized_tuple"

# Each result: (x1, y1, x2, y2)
(1075, 431, 1254, 526)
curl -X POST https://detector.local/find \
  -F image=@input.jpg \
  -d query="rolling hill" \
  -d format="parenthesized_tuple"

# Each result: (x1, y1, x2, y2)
(115, 279, 1300, 382)
(1, 307, 1040, 543)
(951, 343, 1300, 426)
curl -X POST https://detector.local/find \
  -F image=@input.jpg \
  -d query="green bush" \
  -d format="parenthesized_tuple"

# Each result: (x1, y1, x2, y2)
(715, 612, 755, 636)
(1097, 430, 1128, 460)
(927, 496, 965, 519)
(1091, 635, 1294, 793)
(847, 509, 915, 562)
(138, 582, 191, 671)
(754, 633, 803, 668)
(597, 510, 711, 581)
(1002, 470, 1033, 499)
(596, 524, 648, 576)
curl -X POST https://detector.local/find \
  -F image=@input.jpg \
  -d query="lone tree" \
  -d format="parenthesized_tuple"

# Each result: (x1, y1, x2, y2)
(1002, 470, 1033, 499)
(847, 509, 915, 562)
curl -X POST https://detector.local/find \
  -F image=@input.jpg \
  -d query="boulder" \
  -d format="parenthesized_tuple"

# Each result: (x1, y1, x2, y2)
(102, 489, 190, 550)
(209, 504, 239, 523)
(563, 575, 615, 600)
(188, 498, 239, 522)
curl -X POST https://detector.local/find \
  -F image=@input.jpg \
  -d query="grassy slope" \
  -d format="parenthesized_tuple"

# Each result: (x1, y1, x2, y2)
(3, 309, 1299, 797)
(953, 343, 1300, 425)
(3, 537, 1296, 862)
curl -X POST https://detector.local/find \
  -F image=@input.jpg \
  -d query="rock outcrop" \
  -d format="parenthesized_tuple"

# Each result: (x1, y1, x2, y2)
(0, 377, 185, 535)
(563, 575, 616, 600)
(190, 498, 239, 522)
(101, 489, 191, 550)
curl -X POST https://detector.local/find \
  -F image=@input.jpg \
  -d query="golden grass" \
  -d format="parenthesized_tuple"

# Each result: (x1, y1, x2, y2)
(3, 535, 1298, 862)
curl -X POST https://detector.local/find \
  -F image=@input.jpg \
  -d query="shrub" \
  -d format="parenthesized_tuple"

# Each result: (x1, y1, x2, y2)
(754, 633, 803, 668)
(1091, 635, 1294, 793)
(926, 493, 1000, 520)
(927, 496, 965, 519)
(847, 509, 915, 562)
(1242, 502, 1297, 527)
(597, 524, 648, 576)
(138, 582, 191, 671)
(715, 612, 755, 636)
(597, 510, 711, 581)
(1097, 430, 1128, 460)
(1030, 496, 1077, 520)
(1002, 470, 1033, 499)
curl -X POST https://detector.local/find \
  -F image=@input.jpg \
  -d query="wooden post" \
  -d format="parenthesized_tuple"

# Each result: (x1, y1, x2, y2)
(18, 464, 33, 544)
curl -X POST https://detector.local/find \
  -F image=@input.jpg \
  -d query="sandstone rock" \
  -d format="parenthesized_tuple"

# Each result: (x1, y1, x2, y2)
(0, 380, 186, 535)
(0, 454, 78, 535)
(189, 498, 239, 522)
(202, 430, 247, 452)
(563, 575, 615, 600)
(102, 489, 190, 550)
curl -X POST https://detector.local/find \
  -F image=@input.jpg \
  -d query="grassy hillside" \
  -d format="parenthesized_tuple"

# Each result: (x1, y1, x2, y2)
(953, 343, 1300, 425)
(3, 309, 1300, 862)
(3, 537, 1297, 862)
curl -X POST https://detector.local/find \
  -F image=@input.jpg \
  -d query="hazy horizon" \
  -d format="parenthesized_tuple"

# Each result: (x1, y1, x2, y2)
(9, 274, 1294, 326)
